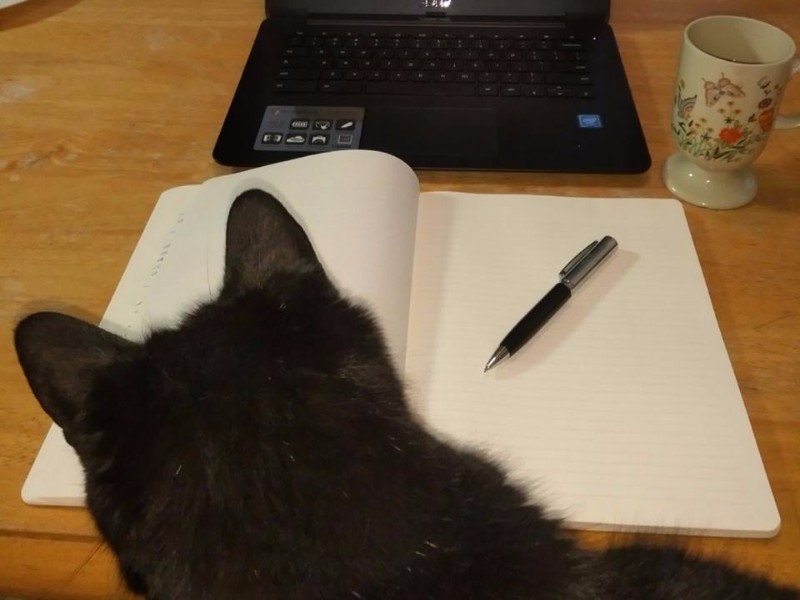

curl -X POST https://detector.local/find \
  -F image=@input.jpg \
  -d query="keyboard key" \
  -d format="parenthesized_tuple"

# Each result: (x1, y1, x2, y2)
(559, 41, 585, 50)
(272, 80, 317, 93)
(478, 84, 498, 96)
(556, 62, 590, 73)
(522, 84, 546, 97)
(277, 68, 320, 80)
(501, 84, 521, 96)
(365, 81, 476, 96)
(280, 57, 311, 68)
(547, 85, 575, 97)
(545, 73, 593, 85)
(284, 48, 310, 57)
(320, 81, 363, 93)
(521, 72, 544, 84)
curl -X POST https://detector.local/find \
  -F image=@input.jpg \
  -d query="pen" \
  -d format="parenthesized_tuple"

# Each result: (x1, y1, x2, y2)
(484, 235, 618, 372)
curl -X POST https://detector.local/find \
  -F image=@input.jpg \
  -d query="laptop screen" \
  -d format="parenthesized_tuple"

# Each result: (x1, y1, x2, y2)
(268, 0, 609, 20)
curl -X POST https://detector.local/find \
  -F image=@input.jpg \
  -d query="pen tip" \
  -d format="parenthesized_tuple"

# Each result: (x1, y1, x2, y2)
(484, 346, 510, 372)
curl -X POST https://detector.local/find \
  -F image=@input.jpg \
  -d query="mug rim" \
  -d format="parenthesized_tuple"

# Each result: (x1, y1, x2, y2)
(685, 15, 797, 67)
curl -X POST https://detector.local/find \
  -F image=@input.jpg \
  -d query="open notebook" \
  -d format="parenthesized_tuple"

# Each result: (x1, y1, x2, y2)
(22, 150, 779, 537)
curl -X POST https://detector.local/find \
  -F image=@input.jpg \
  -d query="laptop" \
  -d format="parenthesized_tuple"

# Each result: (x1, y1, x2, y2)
(213, 0, 651, 173)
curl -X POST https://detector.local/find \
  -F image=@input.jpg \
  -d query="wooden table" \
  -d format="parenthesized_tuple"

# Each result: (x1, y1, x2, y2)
(1, 0, 798, 597)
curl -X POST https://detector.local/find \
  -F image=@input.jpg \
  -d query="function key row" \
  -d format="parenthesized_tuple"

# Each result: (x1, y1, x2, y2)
(283, 47, 587, 62)
(289, 35, 585, 51)
(291, 30, 584, 41)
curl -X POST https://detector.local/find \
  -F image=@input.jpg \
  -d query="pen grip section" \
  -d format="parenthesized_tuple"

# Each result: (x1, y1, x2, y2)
(505, 283, 571, 353)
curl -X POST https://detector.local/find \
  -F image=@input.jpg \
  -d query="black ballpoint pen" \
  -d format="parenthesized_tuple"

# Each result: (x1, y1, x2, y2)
(484, 235, 618, 372)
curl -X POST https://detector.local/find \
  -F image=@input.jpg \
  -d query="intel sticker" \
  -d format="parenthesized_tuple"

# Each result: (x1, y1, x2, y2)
(578, 114, 603, 128)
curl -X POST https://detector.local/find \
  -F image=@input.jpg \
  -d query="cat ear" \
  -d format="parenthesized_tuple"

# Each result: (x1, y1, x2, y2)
(222, 189, 322, 295)
(14, 312, 136, 431)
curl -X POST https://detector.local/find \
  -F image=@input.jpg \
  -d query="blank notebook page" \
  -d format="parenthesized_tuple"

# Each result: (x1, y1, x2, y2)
(404, 193, 779, 537)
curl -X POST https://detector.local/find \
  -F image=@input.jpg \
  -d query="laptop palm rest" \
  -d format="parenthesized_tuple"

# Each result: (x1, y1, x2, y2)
(364, 107, 498, 158)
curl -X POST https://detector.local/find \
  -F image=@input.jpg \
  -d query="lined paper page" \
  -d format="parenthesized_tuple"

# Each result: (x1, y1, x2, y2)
(405, 193, 779, 537)
(193, 149, 420, 364)
(23, 150, 421, 505)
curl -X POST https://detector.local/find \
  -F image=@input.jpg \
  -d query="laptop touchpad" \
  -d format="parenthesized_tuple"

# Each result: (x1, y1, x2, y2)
(365, 107, 497, 157)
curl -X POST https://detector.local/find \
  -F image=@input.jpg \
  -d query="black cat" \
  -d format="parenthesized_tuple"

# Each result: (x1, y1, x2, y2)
(14, 190, 799, 599)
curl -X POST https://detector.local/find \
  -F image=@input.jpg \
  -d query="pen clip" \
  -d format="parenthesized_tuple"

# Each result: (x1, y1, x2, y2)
(559, 240, 599, 278)
(559, 236, 618, 289)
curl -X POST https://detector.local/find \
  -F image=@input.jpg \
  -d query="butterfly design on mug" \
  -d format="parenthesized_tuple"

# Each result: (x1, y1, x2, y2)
(703, 74, 746, 106)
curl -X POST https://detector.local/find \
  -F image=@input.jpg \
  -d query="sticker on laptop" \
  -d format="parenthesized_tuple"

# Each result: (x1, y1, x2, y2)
(255, 106, 365, 153)
(577, 114, 603, 128)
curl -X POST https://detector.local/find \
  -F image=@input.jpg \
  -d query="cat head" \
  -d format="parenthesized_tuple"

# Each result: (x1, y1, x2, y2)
(14, 190, 407, 594)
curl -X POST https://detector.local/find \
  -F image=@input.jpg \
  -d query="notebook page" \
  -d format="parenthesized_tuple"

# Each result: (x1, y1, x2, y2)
(187, 150, 420, 364)
(404, 192, 779, 537)
(23, 150, 420, 505)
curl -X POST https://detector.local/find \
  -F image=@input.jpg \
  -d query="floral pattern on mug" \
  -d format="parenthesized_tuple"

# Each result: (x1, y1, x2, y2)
(672, 76, 782, 163)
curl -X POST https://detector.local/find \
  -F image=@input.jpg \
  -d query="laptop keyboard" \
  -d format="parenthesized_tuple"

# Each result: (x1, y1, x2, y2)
(273, 28, 593, 98)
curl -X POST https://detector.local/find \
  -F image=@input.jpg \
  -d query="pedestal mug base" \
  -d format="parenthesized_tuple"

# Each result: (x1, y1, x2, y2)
(662, 153, 757, 210)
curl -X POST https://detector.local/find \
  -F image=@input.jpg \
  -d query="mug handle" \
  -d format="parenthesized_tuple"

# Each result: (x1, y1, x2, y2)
(775, 57, 800, 129)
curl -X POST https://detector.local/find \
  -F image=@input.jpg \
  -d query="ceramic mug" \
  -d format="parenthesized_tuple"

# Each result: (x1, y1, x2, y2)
(662, 15, 800, 209)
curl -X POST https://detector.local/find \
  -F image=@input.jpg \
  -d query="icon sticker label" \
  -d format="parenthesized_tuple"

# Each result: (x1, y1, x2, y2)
(577, 114, 603, 128)
(255, 106, 365, 153)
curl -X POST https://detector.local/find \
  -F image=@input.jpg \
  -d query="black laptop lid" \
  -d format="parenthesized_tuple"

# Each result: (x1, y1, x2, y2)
(267, 0, 610, 20)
